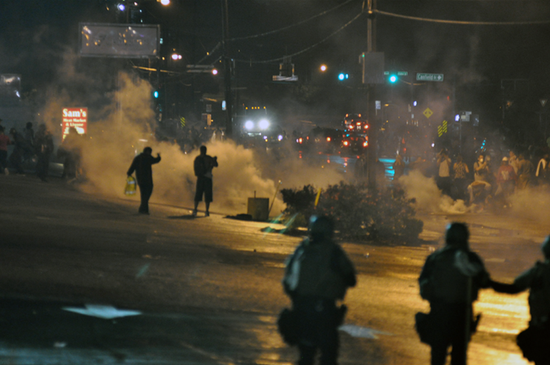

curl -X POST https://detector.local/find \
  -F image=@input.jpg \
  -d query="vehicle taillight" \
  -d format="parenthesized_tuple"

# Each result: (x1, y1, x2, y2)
(298, 138, 303, 144)
(343, 141, 349, 146)
(363, 141, 368, 147)
(326, 137, 331, 142)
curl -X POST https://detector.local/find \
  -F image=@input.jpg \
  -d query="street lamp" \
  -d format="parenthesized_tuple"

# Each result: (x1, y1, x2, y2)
(158, 0, 170, 5)
(320, 64, 327, 72)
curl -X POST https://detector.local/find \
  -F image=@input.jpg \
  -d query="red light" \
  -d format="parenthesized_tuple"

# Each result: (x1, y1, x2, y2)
(349, 125, 354, 129)
(343, 141, 349, 146)
(358, 114, 361, 117)
(363, 141, 368, 147)
(326, 137, 331, 142)
(365, 124, 369, 129)
(356, 122, 361, 125)
(298, 138, 303, 144)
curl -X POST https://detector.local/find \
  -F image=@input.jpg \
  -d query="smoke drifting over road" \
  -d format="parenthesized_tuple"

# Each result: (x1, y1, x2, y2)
(36, 58, 345, 217)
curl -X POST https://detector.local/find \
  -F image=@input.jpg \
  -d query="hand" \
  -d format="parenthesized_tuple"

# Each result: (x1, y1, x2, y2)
(157, 153, 161, 157)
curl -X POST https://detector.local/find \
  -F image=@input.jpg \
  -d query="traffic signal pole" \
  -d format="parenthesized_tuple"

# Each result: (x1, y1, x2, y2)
(366, 0, 378, 191)
(221, 0, 233, 139)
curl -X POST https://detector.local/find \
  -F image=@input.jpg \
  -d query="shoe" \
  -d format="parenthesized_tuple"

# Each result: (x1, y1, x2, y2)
(192, 210, 197, 217)
(205, 211, 210, 217)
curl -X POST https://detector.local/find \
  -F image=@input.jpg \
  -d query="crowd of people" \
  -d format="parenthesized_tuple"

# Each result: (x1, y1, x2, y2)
(0, 119, 82, 183)
(425, 147, 550, 208)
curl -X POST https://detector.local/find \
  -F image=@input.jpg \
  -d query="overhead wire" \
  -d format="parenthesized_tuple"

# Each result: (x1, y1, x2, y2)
(374, 9, 550, 25)
(234, 11, 365, 64)
(229, 0, 359, 41)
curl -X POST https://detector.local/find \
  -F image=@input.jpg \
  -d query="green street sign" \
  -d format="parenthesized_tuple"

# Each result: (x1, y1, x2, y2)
(416, 73, 444, 82)
(384, 71, 408, 76)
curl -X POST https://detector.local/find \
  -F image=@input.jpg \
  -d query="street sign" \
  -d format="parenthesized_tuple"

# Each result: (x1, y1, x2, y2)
(416, 73, 444, 82)
(423, 108, 433, 119)
(384, 71, 408, 76)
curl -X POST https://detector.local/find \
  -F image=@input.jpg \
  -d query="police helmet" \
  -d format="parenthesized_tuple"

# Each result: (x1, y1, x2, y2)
(309, 215, 335, 238)
(445, 222, 469, 247)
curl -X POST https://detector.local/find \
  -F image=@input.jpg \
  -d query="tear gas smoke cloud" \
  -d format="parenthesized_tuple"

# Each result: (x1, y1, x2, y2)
(39, 63, 346, 216)
(508, 187, 550, 228)
(398, 170, 468, 214)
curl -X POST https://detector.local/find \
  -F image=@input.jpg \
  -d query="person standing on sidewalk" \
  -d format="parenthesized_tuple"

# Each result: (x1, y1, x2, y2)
(127, 147, 161, 215)
(490, 236, 550, 365)
(418, 222, 490, 365)
(192, 145, 218, 217)
(34, 124, 54, 182)
(282, 215, 357, 365)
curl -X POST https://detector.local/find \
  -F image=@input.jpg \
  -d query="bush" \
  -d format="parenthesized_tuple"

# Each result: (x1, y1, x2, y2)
(280, 182, 423, 242)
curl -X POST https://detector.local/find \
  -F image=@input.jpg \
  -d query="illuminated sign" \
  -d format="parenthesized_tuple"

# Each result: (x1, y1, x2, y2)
(79, 23, 160, 58)
(62, 107, 88, 139)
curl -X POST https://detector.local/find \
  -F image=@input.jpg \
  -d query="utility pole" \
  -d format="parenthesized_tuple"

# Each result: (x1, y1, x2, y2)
(221, 0, 233, 139)
(366, 0, 378, 191)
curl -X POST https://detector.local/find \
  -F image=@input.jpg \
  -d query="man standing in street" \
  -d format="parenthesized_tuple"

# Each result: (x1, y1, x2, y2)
(193, 145, 218, 217)
(282, 215, 357, 365)
(418, 222, 491, 365)
(127, 147, 161, 215)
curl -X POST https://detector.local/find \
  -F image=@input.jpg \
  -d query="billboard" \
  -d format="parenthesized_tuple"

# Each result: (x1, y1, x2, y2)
(79, 23, 160, 58)
(62, 107, 88, 139)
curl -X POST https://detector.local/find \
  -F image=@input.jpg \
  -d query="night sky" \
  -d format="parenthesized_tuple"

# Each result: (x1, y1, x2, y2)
(1, 0, 550, 134)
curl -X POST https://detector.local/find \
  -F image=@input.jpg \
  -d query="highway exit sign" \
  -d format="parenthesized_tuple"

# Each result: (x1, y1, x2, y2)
(416, 73, 444, 82)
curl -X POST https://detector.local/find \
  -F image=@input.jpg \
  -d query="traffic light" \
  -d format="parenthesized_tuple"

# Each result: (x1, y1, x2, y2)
(153, 90, 159, 99)
(388, 74, 398, 83)
(338, 73, 349, 81)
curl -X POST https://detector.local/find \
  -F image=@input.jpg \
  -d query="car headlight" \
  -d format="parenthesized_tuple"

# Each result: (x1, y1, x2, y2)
(259, 119, 270, 130)
(278, 135, 283, 141)
(244, 121, 254, 130)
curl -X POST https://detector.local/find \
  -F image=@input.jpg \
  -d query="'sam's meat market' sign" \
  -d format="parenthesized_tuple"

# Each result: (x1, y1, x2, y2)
(62, 107, 87, 139)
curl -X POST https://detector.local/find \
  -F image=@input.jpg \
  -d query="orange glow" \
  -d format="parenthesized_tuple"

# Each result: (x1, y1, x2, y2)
(326, 137, 331, 142)
(343, 141, 349, 146)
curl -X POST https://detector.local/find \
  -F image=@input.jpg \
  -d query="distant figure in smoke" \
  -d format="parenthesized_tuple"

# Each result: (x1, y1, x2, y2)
(192, 145, 218, 217)
(393, 154, 405, 182)
(536, 153, 549, 185)
(0, 126, 10, 175)
(436, 149, 452, 196)
(516, 153, 535, 190)
(127, 147, 161, 215)
(417, 222, 490, 365)
(468, 155, 491, 205)
(490, 236, 550, 365)
(282, 215, 356, 365)
(452, 155, 469, 201)
(509, 150, 519, 174)
(8, 128, 26, 174)
(22, 122, 34, 161)
(354, 155, 367, 183)
(34, 124, 54, 182)
(495, 156, 516, 207)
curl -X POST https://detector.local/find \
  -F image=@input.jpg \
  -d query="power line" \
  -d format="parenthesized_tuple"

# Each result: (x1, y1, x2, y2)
(234, 11, 365, 64)
(375, 9, 550, 25)
(229, 0, 359, 41)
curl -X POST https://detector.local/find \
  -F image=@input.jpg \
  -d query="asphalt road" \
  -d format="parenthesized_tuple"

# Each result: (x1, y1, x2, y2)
(0, 173, 547, 364)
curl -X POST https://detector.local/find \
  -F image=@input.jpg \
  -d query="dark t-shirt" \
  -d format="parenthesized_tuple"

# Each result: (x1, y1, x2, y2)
(127, 153, 161, 186)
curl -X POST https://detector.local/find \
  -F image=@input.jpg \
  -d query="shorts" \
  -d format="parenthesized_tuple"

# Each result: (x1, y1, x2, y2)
(195, 176, 213, 203)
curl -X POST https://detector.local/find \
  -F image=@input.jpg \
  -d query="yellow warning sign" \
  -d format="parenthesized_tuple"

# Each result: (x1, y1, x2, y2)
(437, 120, 448, 137)
(423, 108, 433, 118)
